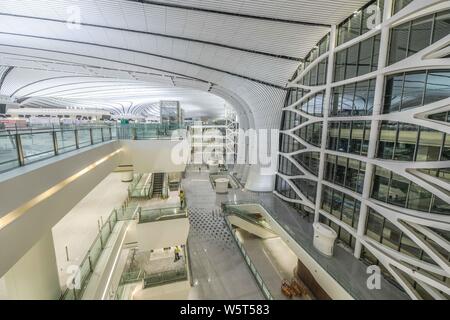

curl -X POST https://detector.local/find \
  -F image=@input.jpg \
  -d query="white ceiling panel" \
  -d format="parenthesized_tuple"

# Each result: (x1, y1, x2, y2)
(0, 0, 370, 126)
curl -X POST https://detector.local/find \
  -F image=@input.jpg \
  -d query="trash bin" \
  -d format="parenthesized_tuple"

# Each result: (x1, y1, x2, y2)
(313, 222, 337, 256)
(215, 178, 229, 194)
(121, 171, 133, 182)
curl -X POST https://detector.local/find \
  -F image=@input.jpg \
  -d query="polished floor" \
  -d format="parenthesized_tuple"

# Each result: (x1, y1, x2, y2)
(52, 172, 130, 288)
(235, 230, 301, 299)
(182, 167, 264, 300)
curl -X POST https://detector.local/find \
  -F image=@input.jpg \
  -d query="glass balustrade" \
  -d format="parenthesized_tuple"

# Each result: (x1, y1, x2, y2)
(0, 123, 187, 174)
(61, 199, 139, 300)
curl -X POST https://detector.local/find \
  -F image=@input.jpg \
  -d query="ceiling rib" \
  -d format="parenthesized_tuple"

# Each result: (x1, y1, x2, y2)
(0, 34, 287, 90)
(0, 66, 14, 90)
(131, 0, 331, 27)
(0, 13, 303, 61)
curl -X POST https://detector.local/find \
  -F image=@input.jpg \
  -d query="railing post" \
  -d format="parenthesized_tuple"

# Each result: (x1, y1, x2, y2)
(52, 130, 59, 155)
(101, 127, 105, 142)
(90, 128, 94, 145)
(109, 127, 112, 140)
(88, 252, 93, 272)
(98, 220, 104, 249)
(74, 128, 79, 149)
(15, 133, 25, 166)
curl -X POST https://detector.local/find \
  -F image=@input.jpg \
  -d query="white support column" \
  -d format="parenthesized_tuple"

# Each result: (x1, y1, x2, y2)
(354, 0, 393, 258)
(0, 230, 61, 300)
(314, 25, 337, 223)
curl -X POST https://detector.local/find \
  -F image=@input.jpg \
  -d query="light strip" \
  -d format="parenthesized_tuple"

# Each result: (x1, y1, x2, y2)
(0, 149, 122, 231)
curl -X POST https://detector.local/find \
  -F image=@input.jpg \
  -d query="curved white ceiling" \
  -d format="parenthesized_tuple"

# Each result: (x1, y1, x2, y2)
(0, 0, 368, 128)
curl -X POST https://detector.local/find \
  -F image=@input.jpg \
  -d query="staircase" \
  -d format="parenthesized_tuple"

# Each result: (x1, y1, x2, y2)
(169, 180, 180, 191)
(152, 173, 164, 198)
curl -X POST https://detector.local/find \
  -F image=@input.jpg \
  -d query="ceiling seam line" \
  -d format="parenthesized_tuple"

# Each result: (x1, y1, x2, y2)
(0, 35, 287, 90)
(132, 0, 331, 27)
(0, 49, 214, 93)
(0, 12, 304, 61)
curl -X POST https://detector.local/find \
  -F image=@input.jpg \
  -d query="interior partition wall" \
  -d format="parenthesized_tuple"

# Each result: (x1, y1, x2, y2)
(275, 0, 450, 300)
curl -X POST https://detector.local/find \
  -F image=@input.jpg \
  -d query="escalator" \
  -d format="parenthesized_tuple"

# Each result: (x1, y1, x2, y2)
(224, 205, 278, 239)
(152, 173, 164, 198)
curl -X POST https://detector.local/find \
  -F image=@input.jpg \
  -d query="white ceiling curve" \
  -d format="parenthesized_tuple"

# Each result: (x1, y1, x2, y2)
(0, 0, 368, 127)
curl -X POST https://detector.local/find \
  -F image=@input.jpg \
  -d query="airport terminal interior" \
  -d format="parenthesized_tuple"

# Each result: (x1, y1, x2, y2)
(0, 0, 449, 301)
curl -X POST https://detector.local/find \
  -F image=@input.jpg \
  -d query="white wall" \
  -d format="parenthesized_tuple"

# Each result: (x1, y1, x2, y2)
(119, 140, 188, 173)
(132, 280, 190, 300)
(0, 230, 60, 300)
(0, 142, 121, 277)
(137, 218, 190, 251)
(245, 165, 276, 192)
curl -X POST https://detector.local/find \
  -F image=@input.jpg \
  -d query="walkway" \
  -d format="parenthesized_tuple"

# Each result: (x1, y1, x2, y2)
(235, 229, 303, 300)
(182, 167, 264, 300)
(52, 172, 130, 289)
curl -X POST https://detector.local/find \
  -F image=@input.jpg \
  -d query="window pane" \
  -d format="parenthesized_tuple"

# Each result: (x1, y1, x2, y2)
(388, 23, 409, 64)
(318, 60, 327, 85)
(331, 190, 343, 218)
(327, 122, 339, 150)
(432, 10, 450, 43)
(393, 123, 418, 161)
(371, 34, 380, 71)
(424, 70, 450, 105)
(382, 220, 402, 250)
(372, 166, 390, 201)
(408, 15, 433, 57)
(431, 196, 450, 215)
(350, 121, 364, 154)
(338, 122, 350, 152)
(346, 45, 359, 79)
(383, 74, 404, 113)
(416, 127, 443, 161)
(342, 195, 355, 226)
(348, 11, 362, 41)
(378, 121, 397, 159)
(366, 209, 384, 241)
(322, 186, 333, 213)
(334, 50, 347, 82)
(354, 81, 369, 116)
(342, 84, 355, 116)
(407, 182, 432, 212)
(441, 134, 450, 160)
(358, 38, 373, 76)
(366, 79, 376, 115)
(401, 72, 426, 109)
(388, 173, 409, 207)
(335, 156, 347, 185)
(324, 155, 336, 182)
(399, 233, 422, 258)
(331, 86, 343, 116)
(356, 163, 365, 194)
(345, 159, 360, 190)
(393, 0, 413, 15)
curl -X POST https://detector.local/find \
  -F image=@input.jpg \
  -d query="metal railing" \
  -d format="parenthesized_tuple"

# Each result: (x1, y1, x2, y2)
(116, 123, 185, 140)
(224, 217, 273, 300)
(116, 246, 189, 299)
(223, 204, 273, 231)
(138, 206, 188, 224)
(0, 124, 115, 173)
(0, 123, 187, 174)
(61, 198, 140, 300)
(128, 173, 153, 199)
(222, 200, 371, 299)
